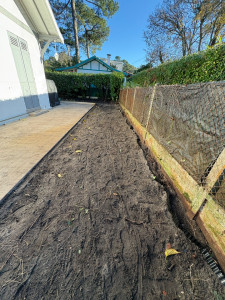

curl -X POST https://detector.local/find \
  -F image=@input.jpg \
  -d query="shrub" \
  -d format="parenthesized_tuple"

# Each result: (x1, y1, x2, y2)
(45, 71, 124, 101)
(130, 44, 225, 86)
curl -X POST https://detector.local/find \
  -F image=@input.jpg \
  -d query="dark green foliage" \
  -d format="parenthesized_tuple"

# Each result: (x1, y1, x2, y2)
(110, 72, 124, 100)
(121, 59, 137, 74)
(134, 63, 152, 74)
(45, 71, 124, 101)
(130, 45, 225, 86)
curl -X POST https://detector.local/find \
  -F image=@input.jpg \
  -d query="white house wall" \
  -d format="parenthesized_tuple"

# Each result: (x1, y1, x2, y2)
(0, 1, 50, 122)
(61, 59, 120, 74)
(0, 1, 29, 24)
(101, 58, 123, 71)
(91, 60, 99, 70)
(79, 60, 109, 72)
(84, 62, 91, 69)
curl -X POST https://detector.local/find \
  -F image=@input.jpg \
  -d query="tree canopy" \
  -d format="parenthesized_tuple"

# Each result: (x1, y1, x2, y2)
(144, 0, 225, 66)
(112, 56, 137, 74)
(49, 0, 119, 62)
(121, 59, 137, 74)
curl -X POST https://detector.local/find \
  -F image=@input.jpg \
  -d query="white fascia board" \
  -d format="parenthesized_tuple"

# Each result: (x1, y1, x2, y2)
(20, 0, 64, 43)
(39, 34, 62, 42)
(36, 0, 64, 43)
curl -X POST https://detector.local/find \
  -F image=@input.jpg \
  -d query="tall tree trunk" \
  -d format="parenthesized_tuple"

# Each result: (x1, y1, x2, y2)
(209, 25, 222, 46)
(182, 38, 187, 56)
(159, 50, 164, 64)
(66, 45, 72, 65)
(66, 45, 70, 57)
(84, 27, 90, 58)
(198, 19, 204, 52)
(179, 27, 187, 56)
(84, 25, 90, 58)
(182, 31, 188, 56)
(71, 0, 80, 63)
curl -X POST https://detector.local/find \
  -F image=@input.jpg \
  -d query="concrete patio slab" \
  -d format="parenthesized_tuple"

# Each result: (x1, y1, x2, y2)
(0, 101, 94, 202)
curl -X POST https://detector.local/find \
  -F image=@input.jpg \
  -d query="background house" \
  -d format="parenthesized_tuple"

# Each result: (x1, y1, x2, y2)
(101, 54, 124, 72)
(0, 0, 63, 124)
(55, 55, 127, 76)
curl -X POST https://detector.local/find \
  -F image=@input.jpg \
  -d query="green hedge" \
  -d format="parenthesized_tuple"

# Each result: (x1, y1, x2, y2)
(130, 44, 225, 86)
(45, 71, 124, 101)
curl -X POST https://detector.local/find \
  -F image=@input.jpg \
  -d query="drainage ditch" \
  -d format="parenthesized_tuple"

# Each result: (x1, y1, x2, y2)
(124, 115, 225, 288)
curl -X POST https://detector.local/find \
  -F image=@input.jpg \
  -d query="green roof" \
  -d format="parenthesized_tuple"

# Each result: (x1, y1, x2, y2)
(55, 56, 128, 76)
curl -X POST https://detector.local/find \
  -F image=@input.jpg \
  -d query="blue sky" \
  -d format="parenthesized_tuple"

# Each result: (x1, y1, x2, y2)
(47, 0, 163, 68)
(94, 0, 162, 67)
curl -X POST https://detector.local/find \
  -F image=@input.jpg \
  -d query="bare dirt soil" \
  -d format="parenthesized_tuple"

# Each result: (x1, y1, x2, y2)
(0, 103, 224, 300)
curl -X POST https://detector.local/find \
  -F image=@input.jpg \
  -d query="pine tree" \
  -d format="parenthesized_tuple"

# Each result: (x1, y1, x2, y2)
(49, 0, 119, 62)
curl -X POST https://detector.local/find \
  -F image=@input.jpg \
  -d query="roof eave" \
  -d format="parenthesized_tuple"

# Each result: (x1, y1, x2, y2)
(41, 0, 64, 43)
(20, 0, 64, 43)
(55, 56, 127, 73)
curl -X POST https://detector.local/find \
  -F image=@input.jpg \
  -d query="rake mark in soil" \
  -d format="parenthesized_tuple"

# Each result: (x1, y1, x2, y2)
(0, 104, 224, 300)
